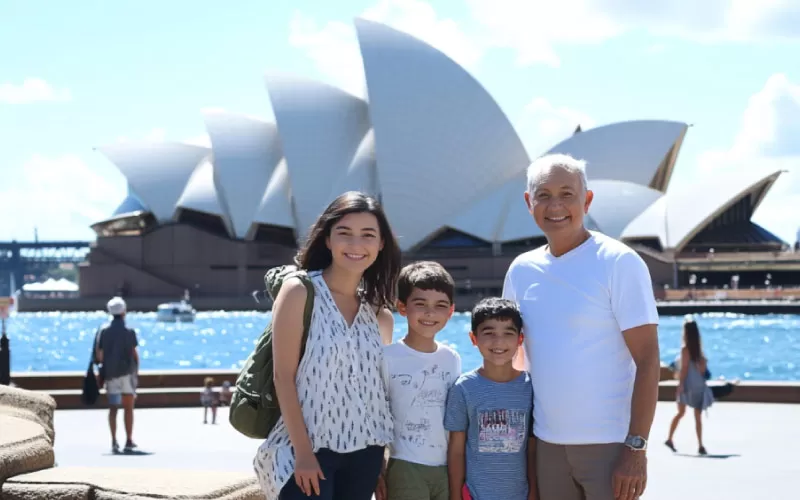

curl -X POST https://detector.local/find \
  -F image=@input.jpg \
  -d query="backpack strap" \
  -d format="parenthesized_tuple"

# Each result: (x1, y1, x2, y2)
(295, 272, 316, 358)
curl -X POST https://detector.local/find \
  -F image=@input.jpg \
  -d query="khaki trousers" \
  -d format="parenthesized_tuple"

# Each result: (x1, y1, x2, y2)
(385, 458, 449, 500)
(536, 438, 624, 500)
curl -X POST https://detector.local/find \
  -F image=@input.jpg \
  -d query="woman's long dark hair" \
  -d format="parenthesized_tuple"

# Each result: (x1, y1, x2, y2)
(683, 318, 702, 363)
(295, 191, 401, 309)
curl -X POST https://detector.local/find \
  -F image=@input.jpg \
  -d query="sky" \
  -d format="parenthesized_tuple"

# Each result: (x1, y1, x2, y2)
(1, 0, 799, 243)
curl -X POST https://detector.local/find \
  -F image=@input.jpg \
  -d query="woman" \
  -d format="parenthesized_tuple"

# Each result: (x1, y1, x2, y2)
(665, 315, 714, 455)
(254, 191, 401, 500)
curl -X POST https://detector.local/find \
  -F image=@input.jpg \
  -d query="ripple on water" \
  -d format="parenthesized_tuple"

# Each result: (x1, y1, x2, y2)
(5, 311, 800, 380)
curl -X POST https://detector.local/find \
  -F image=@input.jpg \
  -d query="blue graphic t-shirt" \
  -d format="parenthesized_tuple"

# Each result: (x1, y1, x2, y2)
(444, 370, 533, 500)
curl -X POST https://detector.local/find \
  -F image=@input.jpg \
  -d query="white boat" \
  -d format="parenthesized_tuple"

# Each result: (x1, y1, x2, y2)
(156, 300, 196, 322)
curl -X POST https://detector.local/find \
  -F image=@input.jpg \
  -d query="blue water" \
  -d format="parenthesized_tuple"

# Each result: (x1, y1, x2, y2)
(4, 312, 800, 381)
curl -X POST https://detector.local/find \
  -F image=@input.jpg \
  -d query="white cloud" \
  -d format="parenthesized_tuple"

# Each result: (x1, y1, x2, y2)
(0, 155, 126, 240)
(361, 0, 483, 69)
(292, 1, 799, 82)
(0, 78, 71, 104)
(288, 13, 365, 97)
(467, 0, 619, 67)
(466, 0, 799, 67)
(116, 127, 166, 144)
(115, 128, 213, 148)
(696, 73, 800, 243)
(288, 0, 482, 96)
(515, 97, 595, 157)
(184, 133, 212, 148)
(145, 128, 166, 142)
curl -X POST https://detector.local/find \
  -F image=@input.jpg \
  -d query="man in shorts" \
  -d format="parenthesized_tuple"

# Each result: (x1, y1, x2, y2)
(95, 296, 140, 453)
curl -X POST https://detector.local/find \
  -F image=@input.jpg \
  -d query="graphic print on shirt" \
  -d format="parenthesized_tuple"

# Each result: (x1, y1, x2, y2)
(477, 408, 527, 453)
(392, 363, 454, 449)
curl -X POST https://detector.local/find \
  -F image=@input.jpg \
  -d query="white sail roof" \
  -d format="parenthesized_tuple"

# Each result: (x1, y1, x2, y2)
(355, 18, 530, 250)
(97, 142, 210, 222)
(203, 110, 284, 239)
(265, 73, 371, 240)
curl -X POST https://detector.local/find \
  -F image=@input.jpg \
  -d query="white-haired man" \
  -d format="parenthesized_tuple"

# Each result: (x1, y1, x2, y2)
(502, 154, 660, 500)
(94, 296, 139, 453)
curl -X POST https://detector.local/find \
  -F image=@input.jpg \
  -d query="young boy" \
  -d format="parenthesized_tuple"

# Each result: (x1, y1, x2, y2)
(379, 261, 462, 500)
(444, 297, 536, 500)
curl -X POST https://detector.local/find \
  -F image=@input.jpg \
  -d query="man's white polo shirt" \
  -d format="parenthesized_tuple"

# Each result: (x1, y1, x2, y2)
(502, 231, 659, 445)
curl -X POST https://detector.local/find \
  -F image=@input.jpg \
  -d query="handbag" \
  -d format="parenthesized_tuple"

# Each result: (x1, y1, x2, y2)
(81, 359, 100, 406)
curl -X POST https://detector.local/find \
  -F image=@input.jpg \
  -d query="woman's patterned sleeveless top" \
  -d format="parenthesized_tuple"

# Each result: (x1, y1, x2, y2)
(253, 270, 393, 498)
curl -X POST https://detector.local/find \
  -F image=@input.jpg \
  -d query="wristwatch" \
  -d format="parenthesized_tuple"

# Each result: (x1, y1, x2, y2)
(624, 435, 648, 451)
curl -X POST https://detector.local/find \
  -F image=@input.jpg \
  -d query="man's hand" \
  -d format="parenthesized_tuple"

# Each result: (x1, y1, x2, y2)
(374, 473, 387, 500)
(612, 448, 647, 500)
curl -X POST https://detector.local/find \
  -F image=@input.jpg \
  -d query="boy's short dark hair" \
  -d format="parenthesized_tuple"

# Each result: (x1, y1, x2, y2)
(397, 261, 455, 304)
(471, 297, 523, 333)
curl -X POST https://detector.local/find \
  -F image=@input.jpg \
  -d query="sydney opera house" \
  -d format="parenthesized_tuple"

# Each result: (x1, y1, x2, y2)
(79, 18, 794, 309)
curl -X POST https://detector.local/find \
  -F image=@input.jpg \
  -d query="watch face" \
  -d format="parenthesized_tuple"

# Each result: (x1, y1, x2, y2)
(628, 436, 646, 449)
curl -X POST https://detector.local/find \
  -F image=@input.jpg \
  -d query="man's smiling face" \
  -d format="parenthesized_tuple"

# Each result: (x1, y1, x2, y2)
(525, 164, 593, 240)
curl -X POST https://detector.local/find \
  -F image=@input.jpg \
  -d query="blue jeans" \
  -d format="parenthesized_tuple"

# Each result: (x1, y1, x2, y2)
(279, 446, 384, 500)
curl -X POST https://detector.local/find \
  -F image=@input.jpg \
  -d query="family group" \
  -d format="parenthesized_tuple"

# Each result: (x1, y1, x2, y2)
(251, 153, 665, 500)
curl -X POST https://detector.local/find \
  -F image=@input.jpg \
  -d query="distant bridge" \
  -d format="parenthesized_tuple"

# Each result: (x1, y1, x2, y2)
(0, 241, 91, 296)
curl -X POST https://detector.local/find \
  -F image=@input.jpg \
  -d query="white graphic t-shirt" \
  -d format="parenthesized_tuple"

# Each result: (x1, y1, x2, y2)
(383, 340, 461, 466)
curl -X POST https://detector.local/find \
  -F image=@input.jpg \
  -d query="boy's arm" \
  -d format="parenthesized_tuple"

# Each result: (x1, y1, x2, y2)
(527, 437, 538, 500)
(447, 431, 466, 500)
(444, 383, 469, 500)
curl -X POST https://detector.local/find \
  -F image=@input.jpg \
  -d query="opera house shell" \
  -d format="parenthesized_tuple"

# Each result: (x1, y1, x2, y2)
(81, 18, 787, 305)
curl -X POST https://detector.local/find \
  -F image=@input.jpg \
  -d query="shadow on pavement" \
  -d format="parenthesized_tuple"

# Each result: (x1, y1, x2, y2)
(675, 453, 741, 459)
(102, 450, 155, 457)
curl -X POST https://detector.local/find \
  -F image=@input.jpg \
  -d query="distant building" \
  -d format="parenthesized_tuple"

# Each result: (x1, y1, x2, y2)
(79, 18, 797, 306)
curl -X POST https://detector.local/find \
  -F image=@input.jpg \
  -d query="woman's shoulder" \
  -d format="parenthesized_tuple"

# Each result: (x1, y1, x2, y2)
(374, 305, 393, 319)
(274, 277, 311, 308)
(374, 306, 394, 343)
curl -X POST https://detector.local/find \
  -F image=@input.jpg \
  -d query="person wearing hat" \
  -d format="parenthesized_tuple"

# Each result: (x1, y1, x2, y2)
(95, 296, 139, 453)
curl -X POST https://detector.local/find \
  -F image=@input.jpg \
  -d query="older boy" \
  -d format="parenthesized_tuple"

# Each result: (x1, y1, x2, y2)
(379, 261, 462, 500)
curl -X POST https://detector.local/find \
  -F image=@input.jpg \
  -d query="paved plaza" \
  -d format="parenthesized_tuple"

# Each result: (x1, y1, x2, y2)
(52, 402, 799, 499)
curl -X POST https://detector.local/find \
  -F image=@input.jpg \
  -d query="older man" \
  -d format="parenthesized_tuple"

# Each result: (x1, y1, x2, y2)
(502, 154, 660, 500)
(95, 296, 139, 454)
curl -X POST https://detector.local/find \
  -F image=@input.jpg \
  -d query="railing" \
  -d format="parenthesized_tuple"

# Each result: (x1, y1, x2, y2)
(675, 250, 800, 262)
(660, 287, 800, 301)
(627, 244, 675, 263)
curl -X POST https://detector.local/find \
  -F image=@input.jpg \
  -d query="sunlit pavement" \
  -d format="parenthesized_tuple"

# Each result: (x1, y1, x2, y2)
(52, 402, 800, 499)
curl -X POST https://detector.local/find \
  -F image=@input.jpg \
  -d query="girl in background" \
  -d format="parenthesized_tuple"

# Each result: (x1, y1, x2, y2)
(665, 315, 714, 455)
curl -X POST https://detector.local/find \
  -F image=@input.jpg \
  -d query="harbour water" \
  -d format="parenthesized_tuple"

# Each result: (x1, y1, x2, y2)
(5, 311, 800, 381)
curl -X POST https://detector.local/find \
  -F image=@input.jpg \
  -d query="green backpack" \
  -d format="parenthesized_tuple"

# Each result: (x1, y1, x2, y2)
(229, 265, 315, 439)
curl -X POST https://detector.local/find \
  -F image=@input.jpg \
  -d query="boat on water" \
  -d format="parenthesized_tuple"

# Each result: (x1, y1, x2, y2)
(156, 300, 196, 323)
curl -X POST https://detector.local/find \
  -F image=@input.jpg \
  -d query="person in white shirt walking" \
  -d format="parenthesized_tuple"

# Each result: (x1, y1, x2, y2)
(377, 261, 461, 500)
(502, 154, 661, 500)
